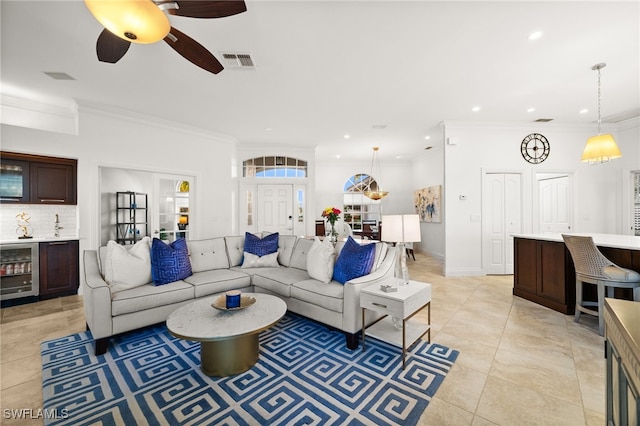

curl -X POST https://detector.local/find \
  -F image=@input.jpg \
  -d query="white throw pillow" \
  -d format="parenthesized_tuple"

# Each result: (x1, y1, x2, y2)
(104, 237, 152, 293)
(241, 251, 280, 268)
(307, 237, 336, 283)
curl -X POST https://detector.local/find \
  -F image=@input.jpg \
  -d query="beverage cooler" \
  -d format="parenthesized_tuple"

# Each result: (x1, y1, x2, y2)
(0, 243, 39, 302)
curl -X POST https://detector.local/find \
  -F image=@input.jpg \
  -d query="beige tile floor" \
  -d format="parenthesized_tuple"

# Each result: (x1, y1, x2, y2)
(0, 252, 605, 425)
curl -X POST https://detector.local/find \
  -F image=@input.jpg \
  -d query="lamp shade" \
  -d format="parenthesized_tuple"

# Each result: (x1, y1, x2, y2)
(84, 0, 171, 44)
(581, 133, 622, 163)
(381, 214, 422, 243)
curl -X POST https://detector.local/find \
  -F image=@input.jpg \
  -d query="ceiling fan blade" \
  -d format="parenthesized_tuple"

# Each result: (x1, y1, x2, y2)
(96, 29, 131, 63)
(167, 1, 247, 18)
(164, 27, 223, 74)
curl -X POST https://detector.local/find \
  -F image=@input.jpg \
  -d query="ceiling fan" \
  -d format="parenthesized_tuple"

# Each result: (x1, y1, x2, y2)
(84, 0, 247, 74)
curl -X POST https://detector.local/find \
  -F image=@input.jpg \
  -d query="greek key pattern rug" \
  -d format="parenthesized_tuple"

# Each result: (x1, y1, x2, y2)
(41, 314, 458, 425)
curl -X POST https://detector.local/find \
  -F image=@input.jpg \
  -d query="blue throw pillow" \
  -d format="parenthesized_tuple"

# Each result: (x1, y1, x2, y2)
(150, 238, 192, 285)
(333, 236, 376, 284)
(244, 232, 279, 257)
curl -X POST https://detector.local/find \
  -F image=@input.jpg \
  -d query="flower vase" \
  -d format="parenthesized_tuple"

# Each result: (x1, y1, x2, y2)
(329, 223, 338, 243)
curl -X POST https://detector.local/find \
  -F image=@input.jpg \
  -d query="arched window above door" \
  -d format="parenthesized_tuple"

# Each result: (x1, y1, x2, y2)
(243, 156, 307, 178)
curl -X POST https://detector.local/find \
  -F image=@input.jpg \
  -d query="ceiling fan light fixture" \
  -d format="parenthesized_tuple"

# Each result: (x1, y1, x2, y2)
(84, 0, 171, 44)
(581, 63, 622, 164)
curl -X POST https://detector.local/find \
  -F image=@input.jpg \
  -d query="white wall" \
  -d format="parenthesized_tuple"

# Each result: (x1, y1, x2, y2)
(442, 119, 640, 276)
(1, 101, 238, 285)
(411, 143, 445, 259)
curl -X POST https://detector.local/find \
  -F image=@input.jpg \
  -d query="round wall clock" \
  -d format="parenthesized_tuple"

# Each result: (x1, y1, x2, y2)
(521, 133, 550, 164)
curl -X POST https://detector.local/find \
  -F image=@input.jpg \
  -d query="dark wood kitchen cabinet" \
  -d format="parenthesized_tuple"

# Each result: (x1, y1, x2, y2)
(513, 237, 576, 314)
(0, 151, 77, 204)
(39, 240, 79, 299)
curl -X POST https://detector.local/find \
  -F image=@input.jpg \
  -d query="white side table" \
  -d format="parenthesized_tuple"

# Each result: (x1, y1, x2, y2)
(360, 280, 431, 369)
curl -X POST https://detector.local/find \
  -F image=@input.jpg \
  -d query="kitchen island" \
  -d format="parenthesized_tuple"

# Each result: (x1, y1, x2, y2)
(513, 233, 640, 314)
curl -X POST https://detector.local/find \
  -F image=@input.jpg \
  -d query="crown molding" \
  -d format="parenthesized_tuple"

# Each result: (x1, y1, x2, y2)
(75, 99, 237, 144)
(0, 95, 78, 135)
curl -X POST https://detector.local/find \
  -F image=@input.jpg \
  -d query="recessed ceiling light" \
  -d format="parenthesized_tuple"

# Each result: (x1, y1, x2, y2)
(528, 31, 543, 41)
(472, 106, 481, 112)
(336, 154, 341, 159)
(527, 108, 536, 113)
(344, 134, 350, 139)
(265, 127, 272, 131)
(395, 155, 403, 159)
(579, 109, 589, 114)
(424, 135, 431, 140)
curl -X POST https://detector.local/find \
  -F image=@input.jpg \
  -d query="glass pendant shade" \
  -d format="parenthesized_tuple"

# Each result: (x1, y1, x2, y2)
(84, 0, 171, 44)
(581, 63, 622, 164)
(581, 133, 622, 164)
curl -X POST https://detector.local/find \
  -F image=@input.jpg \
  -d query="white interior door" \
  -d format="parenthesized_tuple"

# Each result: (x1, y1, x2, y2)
(483, 173, 522, 275)
(257, 185, 294, 234)
(538, 174, 571, 233)
(152, 174, 193, 242)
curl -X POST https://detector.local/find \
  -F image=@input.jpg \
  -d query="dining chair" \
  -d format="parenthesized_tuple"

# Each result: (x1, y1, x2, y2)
(562, 234, 640, 335)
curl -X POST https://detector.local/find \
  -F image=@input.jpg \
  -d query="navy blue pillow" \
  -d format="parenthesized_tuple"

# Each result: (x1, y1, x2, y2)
(244, 232, 279, 257)
(150, 238, 192, 285)
(333, 236, 376, 284)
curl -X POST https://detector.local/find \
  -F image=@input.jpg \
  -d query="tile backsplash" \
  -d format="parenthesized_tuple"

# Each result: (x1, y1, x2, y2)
(0, 204, 78, 240)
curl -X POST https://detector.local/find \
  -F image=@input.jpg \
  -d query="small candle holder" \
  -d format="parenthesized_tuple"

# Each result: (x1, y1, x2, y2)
(225, 290, 241, 309)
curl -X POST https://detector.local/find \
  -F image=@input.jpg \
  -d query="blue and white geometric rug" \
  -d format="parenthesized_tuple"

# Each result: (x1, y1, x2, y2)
(41, 314, 458, 425)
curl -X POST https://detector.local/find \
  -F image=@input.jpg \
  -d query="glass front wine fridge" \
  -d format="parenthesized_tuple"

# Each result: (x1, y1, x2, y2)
(0, 242, 39, 303)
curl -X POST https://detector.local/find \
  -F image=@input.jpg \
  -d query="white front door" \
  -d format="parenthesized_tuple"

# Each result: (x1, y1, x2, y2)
(483, 173, 522, 275)
(538, 174, 572, 233)
(257, 185, 294, 235)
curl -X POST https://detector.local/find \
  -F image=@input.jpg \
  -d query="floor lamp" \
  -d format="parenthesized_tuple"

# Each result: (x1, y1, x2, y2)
(381, 214, 421, 285)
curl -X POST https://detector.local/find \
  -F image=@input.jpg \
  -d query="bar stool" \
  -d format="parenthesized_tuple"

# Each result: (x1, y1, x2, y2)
(562, 234, 640, 335)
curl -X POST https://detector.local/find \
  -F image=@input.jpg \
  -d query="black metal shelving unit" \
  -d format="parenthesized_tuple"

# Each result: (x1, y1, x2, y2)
(116, 191, 148, 244)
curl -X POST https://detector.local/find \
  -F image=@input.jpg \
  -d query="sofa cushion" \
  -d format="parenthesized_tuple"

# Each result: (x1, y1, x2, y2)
(225, 235, 245, 267)
(306, 237, 335, 283)
(291, 279, 344, 313)
(187, 238, 229, 272)
(242, 251, 280, 268)
(244, 232, 279, 257)
(184, 269, 252, 298)
(277, 235, 298, 267)
(111, 280, 194, 316)
(333, 236, 376, 284)
(103, 237, 152, 293)
(151, 238, 193, 285)
(289, 238, 314, 270)
(252, 267, 311, 297)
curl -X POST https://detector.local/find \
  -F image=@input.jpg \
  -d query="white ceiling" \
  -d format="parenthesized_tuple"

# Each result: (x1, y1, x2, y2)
(1, 1, 639, 162)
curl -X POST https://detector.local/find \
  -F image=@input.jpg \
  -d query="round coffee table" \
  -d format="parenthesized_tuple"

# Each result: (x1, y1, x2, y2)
(166, 292, 286, 377)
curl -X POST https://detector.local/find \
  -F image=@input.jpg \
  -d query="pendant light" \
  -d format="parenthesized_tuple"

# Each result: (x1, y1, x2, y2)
(581, 63, 622, 164)
(364, 147, 389, 200)
(84, 0, 171, 44)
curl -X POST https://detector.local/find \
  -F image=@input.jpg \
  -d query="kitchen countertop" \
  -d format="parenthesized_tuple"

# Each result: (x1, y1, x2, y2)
(512, 233, 640, 251)
(0, 236, 80, 245)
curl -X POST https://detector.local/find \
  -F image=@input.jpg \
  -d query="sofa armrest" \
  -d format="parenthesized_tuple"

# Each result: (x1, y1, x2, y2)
(82, 250, 113, 339)
(341, 246, 398, 333)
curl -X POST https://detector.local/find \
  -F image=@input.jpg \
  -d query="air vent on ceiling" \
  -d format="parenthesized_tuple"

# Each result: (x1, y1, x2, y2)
(44, 72, 75, 80)
(222, 53, 255, 69)
(534, 118, 554, 122)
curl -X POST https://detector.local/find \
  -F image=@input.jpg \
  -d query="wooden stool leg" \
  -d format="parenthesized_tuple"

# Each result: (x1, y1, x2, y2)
(574, 280, 583, 323)
(597, 283, 605, 336)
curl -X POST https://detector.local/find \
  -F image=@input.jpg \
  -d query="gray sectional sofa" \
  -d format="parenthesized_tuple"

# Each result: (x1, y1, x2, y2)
(83, 234, 397, 355)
